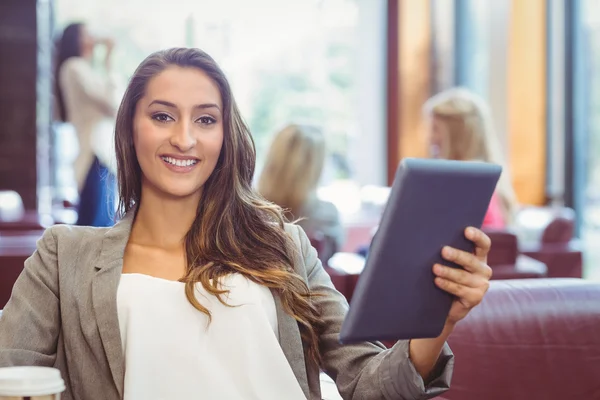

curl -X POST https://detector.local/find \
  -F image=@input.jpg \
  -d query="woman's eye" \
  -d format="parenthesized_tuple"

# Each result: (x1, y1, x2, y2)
(151, 113, 173, 123)
(197, 116, 217, 125)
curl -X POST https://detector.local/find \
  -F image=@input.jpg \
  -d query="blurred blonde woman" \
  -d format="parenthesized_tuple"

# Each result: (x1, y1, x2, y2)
(423, 87, 519, 227)
(258, 124, 343, 261)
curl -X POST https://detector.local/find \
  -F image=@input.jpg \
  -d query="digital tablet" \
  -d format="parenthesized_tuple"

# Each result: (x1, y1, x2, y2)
(339, 158, 502, 343)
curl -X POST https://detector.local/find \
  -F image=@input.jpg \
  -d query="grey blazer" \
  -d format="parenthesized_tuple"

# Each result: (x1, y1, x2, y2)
(0, 212, 453, 400)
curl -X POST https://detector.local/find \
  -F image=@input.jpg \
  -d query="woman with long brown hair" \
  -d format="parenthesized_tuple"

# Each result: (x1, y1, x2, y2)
(0, 48, 493, 399)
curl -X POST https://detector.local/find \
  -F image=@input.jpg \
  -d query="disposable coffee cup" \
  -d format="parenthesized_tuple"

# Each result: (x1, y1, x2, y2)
(0, 367, 65, 400)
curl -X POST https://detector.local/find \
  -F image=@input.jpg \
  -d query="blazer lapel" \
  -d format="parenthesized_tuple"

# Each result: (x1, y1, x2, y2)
(273, 291, 310, 398)
(91, 211, 135, 398)
(89, 212, 311, 399)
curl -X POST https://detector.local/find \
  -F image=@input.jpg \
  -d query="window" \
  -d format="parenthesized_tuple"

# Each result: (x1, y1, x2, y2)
(431, 0, 455, 94)
(54, 0, 387, 215)
(430, 0, 510, 155)
(568, 0, 600, 280)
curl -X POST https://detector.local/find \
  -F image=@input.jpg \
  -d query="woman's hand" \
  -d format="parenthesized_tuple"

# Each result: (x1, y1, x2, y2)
(433, 227, 492, 327)
(409, 227, 491, 380)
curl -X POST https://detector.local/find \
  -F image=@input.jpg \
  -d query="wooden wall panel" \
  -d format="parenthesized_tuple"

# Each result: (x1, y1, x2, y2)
(387, 0, 432, 184)
(507, 0, 547, 205)
(0, 0, 52, 211)
(386, 0, 400, 184)
(0, 0, 39, 210)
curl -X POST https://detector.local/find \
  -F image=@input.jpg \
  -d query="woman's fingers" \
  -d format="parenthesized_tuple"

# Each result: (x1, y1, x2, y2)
(434, 275, 489, 308)
(435, 228, 493, 322)
(433, 263, 485, 287)
(465, 227, 491, 261)
(441, 247, 493, 279)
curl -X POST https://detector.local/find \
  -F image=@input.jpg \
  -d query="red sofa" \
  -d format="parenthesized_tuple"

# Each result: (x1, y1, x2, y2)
(439, 278, 600, 400)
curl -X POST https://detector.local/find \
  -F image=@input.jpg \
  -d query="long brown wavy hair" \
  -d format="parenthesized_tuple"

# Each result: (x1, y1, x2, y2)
(114, 48, 325, 365)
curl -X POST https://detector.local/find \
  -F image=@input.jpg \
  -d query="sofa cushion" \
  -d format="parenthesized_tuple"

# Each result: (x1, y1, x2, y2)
(444, 279, 600, 400)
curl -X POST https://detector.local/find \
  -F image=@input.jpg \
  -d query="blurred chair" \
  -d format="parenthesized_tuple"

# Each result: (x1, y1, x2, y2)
(540, 207, 576, 243)
(518, 207, 583, 278)
(438, 278, 600, 400)
(483, 229, 547, 279)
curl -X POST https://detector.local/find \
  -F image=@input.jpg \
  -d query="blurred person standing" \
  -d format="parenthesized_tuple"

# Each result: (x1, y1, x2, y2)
(258, 124, 343, 262)
(55, 22, 117, 226)
(423, 87, 519, 228)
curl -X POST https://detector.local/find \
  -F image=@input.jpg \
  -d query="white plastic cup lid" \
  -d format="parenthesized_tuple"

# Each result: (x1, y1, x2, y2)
(0, 367, 65, 396)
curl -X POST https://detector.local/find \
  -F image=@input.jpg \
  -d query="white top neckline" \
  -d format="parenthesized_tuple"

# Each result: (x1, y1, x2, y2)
(121, 272, 184, 284)
(116, 273, 306, 400)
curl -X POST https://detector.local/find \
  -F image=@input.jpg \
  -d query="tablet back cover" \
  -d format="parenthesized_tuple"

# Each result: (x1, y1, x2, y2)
(339, 158, 501, 343)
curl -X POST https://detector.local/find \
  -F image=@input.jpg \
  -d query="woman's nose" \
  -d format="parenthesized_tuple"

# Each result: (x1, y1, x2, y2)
(169, 121, 196, 152)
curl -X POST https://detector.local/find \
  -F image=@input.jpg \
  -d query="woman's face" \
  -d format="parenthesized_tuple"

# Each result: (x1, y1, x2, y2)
(132, 66, 224, 200)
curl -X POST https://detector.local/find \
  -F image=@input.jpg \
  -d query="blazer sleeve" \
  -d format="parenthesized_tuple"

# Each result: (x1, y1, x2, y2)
(294, 224, 454, 399)
(0, 227, 61, 367)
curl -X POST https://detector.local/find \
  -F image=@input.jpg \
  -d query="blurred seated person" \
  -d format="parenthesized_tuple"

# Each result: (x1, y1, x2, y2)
(423, 88, 519, 229)
(258, 124, 343, 262)
(358, 89, 518, 257)
(55, 22, 118, 226)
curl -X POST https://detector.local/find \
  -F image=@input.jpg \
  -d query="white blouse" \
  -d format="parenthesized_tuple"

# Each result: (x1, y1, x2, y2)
(116, 273, 306, 400)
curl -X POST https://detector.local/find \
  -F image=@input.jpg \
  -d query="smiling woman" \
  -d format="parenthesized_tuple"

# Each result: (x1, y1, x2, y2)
(112, 50, 328, 387)
(0, 47, 495, 400)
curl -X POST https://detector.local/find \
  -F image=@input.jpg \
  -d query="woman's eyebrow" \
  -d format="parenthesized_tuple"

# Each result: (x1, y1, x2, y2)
(148, 99, 221, 113)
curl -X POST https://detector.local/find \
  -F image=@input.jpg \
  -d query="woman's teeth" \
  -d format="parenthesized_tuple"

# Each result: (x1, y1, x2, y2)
(161, 157, 198, 167)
